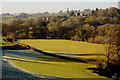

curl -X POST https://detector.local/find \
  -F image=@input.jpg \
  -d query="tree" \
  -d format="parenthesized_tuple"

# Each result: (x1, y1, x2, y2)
(76, 28, 87, 41)
(85, 16, 101, 26)
(105, 24, 120, 65)
(2, 23, 19, 38)
(108, 7, 118, 17)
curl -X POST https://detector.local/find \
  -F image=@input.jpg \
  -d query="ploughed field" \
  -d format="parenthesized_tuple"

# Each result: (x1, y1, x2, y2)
(2, 39, 110, 79)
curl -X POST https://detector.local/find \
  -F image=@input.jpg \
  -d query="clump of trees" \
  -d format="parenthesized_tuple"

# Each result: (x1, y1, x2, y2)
(2, 7, 120, 40)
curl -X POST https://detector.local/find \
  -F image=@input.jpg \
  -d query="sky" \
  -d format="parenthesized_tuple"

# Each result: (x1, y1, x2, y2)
(1, 0, 120, 2)
(1, 0, 120, 14)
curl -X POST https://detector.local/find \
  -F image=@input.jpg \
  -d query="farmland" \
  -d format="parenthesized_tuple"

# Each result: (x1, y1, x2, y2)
(20, 39, 106, 61)
(2, 39, 110, 79)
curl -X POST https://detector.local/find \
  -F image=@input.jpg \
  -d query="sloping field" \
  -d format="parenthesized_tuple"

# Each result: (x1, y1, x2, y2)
(20, 39, 105, 54)
(3, 50, 109, 79)
(20, 39, 106, 60)
(2, 39, 110, 79)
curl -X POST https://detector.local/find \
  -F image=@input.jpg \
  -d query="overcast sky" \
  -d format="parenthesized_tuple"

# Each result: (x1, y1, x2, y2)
(1, 0, 119, 14)
(1, 0, 120, 2)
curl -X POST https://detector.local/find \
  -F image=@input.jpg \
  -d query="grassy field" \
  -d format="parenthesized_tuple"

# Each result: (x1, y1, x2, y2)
(20, 39, 106, 60)
(20, 39, 106, 54)
(1, 15, 36, 24)
(1, 15, 14, 24)
(7, 57, 108, 79)
(3, 39, 110, 79)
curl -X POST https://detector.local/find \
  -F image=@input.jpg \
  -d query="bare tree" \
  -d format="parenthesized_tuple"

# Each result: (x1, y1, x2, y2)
(105, 24, 120, 65)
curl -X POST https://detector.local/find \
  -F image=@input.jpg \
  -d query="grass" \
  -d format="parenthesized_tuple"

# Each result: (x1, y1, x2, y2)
(20, 39, 106, 54)
(20, 39, 107, 61)
(0, 37, 13, 47)
(7, 58, 108, 79)
(1, 42, 13, 47)
(3, 39, 110, 79)
(0, 14, 110, 79)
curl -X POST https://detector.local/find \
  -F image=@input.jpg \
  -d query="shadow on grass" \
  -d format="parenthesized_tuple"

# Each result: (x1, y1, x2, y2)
(87, 67, 114, 78)
(3, 50, 100, 63)
(3, 50, 71, 62)
(2, 60, 67, 80)
(48, 52, 105, 62)
(2, 60, 45, 79)
(51, 52, 105, 56)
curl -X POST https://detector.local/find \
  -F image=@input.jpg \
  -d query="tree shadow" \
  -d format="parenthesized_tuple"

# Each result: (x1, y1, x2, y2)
(51, 52, 105, 56)
(87, 67, 117, 78)
(3, 50, 97, 63)
(2, 50, 71, 62)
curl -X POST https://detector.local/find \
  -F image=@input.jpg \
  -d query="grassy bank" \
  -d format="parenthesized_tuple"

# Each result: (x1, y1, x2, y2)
(7, 58, 107, 79)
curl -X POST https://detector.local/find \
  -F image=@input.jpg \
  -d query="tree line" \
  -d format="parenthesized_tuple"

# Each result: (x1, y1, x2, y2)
(2, 7, 120, 43)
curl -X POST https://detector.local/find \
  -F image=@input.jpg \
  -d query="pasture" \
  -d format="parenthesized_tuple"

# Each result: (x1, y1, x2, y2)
(3, 39, 110, 79)
(20, 39, 107, 61)
(20, 39, 105, 54)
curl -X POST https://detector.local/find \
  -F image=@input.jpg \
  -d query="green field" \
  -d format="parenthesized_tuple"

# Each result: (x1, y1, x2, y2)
(1, 15, 36, 24)
(7, 57, 108, 79)
(20, 39, 106, 54)
(1, 15, 14, 24)
(4, 39, 110, 79)
(20, 39, 106, 60)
